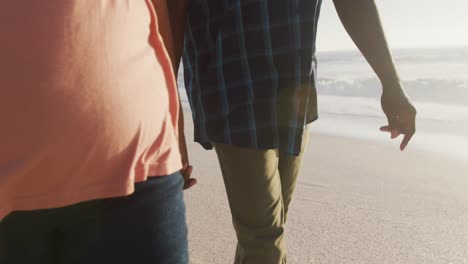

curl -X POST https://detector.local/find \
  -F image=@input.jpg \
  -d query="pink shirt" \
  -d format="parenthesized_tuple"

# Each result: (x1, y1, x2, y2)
(0, 0, 182, 220)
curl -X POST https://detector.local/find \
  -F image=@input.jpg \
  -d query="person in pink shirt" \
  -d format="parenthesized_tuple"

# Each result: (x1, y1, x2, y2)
(0, 1, 194, 263)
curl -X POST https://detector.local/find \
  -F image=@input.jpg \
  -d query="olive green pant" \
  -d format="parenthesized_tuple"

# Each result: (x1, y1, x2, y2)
(213, 126, 310, 264)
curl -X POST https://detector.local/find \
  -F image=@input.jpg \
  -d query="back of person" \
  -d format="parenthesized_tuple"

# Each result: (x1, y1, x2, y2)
(0, 0, 180, 218)
(182, 0, 416, 264)
(183, 1, 322, 263)
(0, 1, 189, 263)
(184, 0, 322, 154)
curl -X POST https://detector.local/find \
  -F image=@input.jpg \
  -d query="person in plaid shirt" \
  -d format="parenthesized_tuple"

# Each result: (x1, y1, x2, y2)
(181, 0, 417, 263)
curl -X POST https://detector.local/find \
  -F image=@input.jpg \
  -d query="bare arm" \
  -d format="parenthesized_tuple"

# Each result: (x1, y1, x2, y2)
(167, 0, 189, 73)
(333, 0, 399, 86)
(333, 0, 417, 150)
(151, 0, 188, 72)
(151, 0, 196, 189)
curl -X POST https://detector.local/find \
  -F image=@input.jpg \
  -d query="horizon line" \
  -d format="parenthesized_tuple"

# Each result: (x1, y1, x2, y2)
(317, 44, 468, 53)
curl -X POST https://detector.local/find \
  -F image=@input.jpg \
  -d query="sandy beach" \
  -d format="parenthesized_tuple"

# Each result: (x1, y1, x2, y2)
(182, 116, 468, 264)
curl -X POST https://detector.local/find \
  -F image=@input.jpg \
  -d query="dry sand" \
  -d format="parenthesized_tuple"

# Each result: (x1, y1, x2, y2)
(183, 123, 468, 264)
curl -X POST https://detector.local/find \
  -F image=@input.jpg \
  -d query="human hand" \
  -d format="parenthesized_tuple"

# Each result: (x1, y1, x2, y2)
(181, 165, 197, 190)
(380, 84, 417, 151)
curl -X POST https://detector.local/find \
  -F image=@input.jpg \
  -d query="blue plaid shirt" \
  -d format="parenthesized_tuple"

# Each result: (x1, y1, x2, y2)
(183, 0, 322, 155)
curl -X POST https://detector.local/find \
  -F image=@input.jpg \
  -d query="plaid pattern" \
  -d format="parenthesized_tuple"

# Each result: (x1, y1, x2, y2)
(183, 0, 322, 155)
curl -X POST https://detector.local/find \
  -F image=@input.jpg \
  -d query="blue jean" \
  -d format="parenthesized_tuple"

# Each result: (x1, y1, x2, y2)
(0, 172, 188, 264)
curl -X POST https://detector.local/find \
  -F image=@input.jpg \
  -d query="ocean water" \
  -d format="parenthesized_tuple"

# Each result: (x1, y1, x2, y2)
(178, 47, 468, 161)
(315, 47, 468, 161)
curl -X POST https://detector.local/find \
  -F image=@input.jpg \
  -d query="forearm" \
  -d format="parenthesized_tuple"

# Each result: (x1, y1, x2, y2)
(333, 0, 401, 90)
(151, 0, 190, 166)
(167, 0, 189, 73)
(151, 0, 188, 73)
(163, 0, 189, 165)
(151, 0, 175, 63)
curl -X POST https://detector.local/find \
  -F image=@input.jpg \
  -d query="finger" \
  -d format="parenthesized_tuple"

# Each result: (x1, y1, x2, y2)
(183, 178, 197, 190)
(380, 126, 401, 139)
(391, 130, 401, 139)
(181, 165, 197, 190)
(400, 131, 415, 151)
(182, 165, 193, 179)
(399, 112, 416, 150)
(380, 126, 391, 132)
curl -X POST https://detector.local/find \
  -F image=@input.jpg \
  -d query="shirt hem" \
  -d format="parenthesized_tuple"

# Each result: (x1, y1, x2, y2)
(0, 161, 183, 221)
(196, 115, 319, 156)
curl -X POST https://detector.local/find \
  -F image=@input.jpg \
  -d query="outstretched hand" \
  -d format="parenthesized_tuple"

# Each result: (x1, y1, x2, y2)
(380, 85, 417, 151)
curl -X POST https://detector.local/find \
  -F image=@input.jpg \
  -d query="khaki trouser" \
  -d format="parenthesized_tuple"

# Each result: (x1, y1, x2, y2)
(213, 126, 310, 264)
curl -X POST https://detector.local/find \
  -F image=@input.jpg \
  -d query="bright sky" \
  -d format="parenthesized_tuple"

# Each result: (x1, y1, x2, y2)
(317, 0, 468, 51)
